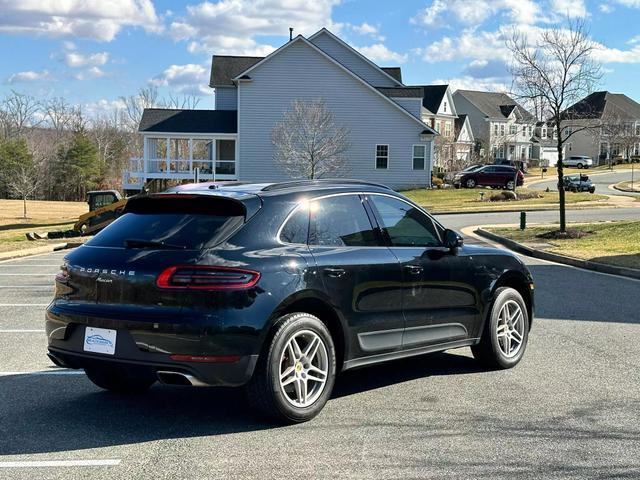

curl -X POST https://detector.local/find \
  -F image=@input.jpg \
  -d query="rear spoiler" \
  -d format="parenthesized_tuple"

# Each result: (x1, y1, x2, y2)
(124, 194, 253, 218)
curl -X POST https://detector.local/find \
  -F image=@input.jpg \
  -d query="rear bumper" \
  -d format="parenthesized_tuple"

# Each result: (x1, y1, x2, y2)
(45, 307, 260, 387)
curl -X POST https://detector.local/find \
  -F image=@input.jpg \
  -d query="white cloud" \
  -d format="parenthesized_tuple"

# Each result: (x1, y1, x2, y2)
(6, 70, 51, 84)
(74, 66, 107, 80)
(592, 43, 640, 63)
(83, 98, 127, 119)
(64, 52, 109, 68)
(169, 0, 341, 56)
(151, 63, 213, 96)
(615, 0, 640, 6)
(411, 0, 541, 27)
(599, 3, 614, 12)
(432, 76, 510, 93)
(348, 22, 385, 41)
(0, 0, 160, 41)
(550, 0, 589, 17)
(355, 43, 408, 64)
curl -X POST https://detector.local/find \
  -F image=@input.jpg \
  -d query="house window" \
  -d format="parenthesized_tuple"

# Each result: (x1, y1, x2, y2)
(636, 124, 640, 136)
(375, 144, 389, 169)
(541, 128, 547, 139)
(492, 145, 498, 158)
(216, 139, 236, 175)
(435, 120, 441, 133)
(494, 124, 499, 135)
(565, 127, 572, 137)
(443, 101, 448, 113)
(500, 124, 505, 136)
(528, 126, 533, 137)
(528, 145, 533, 158)
(444, 122, 451, 137)
(412, 145, 426, 170)
(498, 145, 505, 158)
(510, 125, 517, 135)
(509, 145, 515, 157)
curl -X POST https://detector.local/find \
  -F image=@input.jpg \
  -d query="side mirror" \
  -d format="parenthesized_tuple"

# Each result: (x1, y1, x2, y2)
(444, 229, 463, 250)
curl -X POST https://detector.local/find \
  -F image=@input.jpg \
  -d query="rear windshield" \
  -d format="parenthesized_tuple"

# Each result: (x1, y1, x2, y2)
(86, 213, 243, 250)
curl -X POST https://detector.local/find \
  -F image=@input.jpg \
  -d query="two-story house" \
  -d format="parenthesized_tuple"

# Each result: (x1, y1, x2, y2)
(560, 91, 640, 165)
(123, 28, 437, 191)
(416, 84, 475, 168)
(453, 90, 536, 163)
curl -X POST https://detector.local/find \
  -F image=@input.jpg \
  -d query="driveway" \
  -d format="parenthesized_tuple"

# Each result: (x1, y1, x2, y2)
(528, 169, 640, 196)
(1, 210, 639, 479)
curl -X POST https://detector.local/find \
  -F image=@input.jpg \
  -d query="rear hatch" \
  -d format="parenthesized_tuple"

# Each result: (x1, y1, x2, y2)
(54, 193, 258, 322)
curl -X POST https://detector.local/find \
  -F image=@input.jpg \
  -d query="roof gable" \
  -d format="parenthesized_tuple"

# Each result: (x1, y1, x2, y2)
(564, 91, 640, 119)
(420, 85, 449, 115)
(234, 35, 435, 134)
(454, 114, 474, 143)
(308, 28, 402, 87)
(381, 67, 402, 83)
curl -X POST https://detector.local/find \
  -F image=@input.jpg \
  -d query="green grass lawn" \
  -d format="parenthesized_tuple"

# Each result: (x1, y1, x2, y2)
(0, 222, 76, 254)
(401, 187, 607, 213)
(487, 221, 640, 269)
(526, 163, 638, 179)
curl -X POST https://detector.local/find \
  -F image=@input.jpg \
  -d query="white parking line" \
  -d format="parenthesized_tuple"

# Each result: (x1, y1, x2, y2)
(0, 286, 52, 288)
(0, 459, 120, 468)
(0, 304, 49, 307)
(0, 369, 85, 376)
(0, 329, 45, 333)
(0, 273, 55, 277)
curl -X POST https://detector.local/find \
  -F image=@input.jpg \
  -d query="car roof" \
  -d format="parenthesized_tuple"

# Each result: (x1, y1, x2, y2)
(162, 179, 394, 198)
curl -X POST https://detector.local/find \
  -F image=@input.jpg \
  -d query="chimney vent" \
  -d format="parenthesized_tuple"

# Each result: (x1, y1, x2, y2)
(289, 27, 294, 41)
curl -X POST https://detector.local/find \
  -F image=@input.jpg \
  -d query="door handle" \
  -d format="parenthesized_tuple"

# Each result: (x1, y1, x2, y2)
(404, 265, 423, 275)
(323, 268, 346, 278)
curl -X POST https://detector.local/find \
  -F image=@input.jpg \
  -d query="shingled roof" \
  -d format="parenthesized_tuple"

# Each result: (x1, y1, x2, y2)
(209, 55, 263, 87)
(376, 86, 423, 98)
(455, 90, 535, 121)
(381, 67, 402, 83)
(419, 85, 449, 115)
(563, 91, 640, 120)
(138, 109, 237, 134)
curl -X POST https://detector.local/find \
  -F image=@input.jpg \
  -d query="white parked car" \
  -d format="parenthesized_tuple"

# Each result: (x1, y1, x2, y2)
(563, 155, 593, 169)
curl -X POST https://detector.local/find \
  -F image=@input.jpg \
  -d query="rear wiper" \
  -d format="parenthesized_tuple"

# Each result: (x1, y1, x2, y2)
(124, 239, 186, 250)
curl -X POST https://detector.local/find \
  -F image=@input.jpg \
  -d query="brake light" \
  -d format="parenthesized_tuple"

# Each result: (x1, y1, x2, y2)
(156, 266, 260, 290)
(55, 264, 69, 283)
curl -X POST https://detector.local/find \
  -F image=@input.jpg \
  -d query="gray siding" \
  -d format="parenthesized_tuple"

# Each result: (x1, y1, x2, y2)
(237, 40, 431, 189)
(391, 97, 422, 118)
(453, 93, 489, 144)
(215, 86, 237, 110)
(309, 31, 399, 88)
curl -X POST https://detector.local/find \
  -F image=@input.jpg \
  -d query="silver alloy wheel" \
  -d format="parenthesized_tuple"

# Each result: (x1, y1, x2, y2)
(506, 180, 515, 190)
(279, 329, 329, 408)
(466, 179, 476, 188)
(496, 300, 525, 358)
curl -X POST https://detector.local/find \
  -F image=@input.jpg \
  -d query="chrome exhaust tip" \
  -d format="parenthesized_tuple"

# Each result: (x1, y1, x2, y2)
(156, 370, 209, 387)
(47, 352, 69, 368)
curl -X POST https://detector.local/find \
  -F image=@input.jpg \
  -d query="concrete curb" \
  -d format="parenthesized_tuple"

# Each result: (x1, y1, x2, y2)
(0, 243, 72, 262)
(475, 228, 640, 281)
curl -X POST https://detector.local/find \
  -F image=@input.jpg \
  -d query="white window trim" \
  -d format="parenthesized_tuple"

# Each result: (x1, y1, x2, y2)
(375, 144, 389, 169)
(412, 144, 427, 170)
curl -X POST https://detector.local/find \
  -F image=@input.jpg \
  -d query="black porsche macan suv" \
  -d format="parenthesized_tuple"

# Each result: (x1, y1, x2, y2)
(47, 180, 534, 423)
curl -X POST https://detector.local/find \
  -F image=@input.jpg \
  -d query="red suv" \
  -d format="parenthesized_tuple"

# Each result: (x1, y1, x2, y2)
(454, 165, 524, 190)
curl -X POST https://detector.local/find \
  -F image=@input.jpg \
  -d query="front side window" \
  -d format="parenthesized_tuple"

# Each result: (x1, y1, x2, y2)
(375, 144, 389, 169)
(309, 195, 378, 247)
(369, 195, 441, 248)
(412, 145, 426, 170)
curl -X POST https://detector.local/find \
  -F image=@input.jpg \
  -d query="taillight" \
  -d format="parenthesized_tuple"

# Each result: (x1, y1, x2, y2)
(156, 266, 260, 290)
(55, 263, 69, 283)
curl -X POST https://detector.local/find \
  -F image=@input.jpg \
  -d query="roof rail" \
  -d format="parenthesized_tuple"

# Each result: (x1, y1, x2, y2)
(261, 179, 392, 192)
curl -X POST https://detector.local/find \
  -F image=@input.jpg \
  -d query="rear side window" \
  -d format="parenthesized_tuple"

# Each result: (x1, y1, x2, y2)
(280, 207, 309, 244)
(309, 195, 378, 247)
(87, 213, 243, 250)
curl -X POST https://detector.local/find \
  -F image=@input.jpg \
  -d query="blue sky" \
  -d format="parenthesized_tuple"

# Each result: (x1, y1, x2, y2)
(1, 0, 639, 117)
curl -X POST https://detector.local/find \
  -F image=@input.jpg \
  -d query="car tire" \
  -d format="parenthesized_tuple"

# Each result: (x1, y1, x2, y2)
(577, 163, 583, 169)
(505, 180, 515, 190)
(466, 178, 476, 188)
(84, 364, 156, 393)
(471, 287, 530, 369)
(245, 312, 336, 424)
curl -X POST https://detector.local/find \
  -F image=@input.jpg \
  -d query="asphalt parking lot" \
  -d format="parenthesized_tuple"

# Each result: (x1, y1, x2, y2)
(1, 234, 639, 479)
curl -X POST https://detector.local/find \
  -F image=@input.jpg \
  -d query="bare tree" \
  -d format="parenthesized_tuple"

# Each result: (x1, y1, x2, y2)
(164, 94, 201, 110)
(8, 162, 41, 219)
(272, 99, 351, 179)
(1, 90, 42, 138)
(507, 19, 602, 232)
(120, 86, 160, 132)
